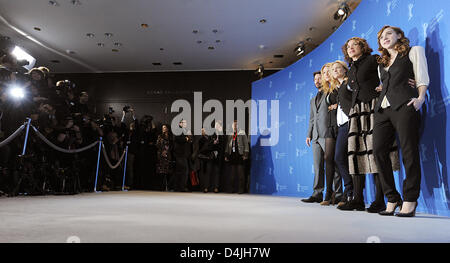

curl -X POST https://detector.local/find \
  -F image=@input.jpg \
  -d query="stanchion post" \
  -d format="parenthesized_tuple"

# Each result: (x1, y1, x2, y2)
(21, 118, 32, 156)
(94, 137, 103, 193)
(122, 145, 129, 191)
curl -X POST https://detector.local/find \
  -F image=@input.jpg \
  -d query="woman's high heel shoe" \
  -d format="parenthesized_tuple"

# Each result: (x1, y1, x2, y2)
(378, 200, 403, 216)
(396, 202, 418, 217)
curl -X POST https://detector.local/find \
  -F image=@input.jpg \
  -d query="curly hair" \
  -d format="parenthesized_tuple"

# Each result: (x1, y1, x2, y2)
(330, 60, 349, 91)
(320, 63, 334, 94)
(377, 25, 410, 67)
(341, 37, 373, 64)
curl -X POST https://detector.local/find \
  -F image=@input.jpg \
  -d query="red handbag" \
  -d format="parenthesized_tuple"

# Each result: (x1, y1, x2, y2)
(190, 170, 199, 186)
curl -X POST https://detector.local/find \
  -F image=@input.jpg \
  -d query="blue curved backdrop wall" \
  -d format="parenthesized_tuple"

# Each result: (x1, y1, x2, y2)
(250, 0, 450, 216)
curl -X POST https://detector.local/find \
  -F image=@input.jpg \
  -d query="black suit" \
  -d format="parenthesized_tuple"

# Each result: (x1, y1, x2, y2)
(373, 50, 422, 203)
(173, 129, 193, 191)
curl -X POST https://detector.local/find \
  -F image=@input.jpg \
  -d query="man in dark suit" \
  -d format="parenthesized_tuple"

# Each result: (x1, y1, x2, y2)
(173, 119, 193, 192)
(302, 71, 328, 203)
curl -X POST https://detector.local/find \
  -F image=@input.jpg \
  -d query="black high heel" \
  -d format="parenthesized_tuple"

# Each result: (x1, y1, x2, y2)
(396, 202, 418, 217)
(378, 200, 403, 216)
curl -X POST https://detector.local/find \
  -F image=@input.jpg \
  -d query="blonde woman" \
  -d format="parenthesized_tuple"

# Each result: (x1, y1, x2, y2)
(319, 63, 343, 206)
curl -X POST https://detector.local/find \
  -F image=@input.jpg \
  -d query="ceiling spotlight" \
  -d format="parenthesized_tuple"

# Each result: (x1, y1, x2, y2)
(66, 50, 76, 55)
(197, 40, 202, 44)
(306, 37, 312, 42)
(97, 43, 105, 47)
(259, 19, 267, 24)
(208, 46, 215, 50)
(294, 41, 306, 56)
(192, 30, 199, 34)
(259, 44, 265, 49)
(141, 23, 149, 28)
(49, 1, 59, 6)
(104, 33, 113, 38)
(212, 29, 218, 33)
(334, 2, 350, 21)
(86, 33, 95, 38)
(34, 27, 41, 31)
(70, 0, 81, 6)
(114, 42, 122, 47)
(255, 64, 264, 79)
(215, 40, 221, 43)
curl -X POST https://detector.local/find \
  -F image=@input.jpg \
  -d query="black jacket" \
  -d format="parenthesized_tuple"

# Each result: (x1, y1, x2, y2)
(348, 54, 381, 107)
(376, 50, 417, 112)
(337, 80, 353, 116)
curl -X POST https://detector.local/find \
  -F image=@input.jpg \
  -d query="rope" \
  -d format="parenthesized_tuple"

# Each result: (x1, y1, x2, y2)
(101, 143, 126, 169)
(0, 124, 25, 148)
(31, 125, 99, 154)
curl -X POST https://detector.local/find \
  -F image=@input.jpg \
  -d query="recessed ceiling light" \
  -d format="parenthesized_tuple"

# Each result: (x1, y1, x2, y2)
(259, 45, 265, 49)
(114, 42, 122, 47)
(104, 33, 113, 38)
(49, 1, 59, 6)
(212, 29, 218, 33)
(141, 23, 149, 28)
(86, 33, 95, 38)
(34, 27, 41, 31)
(112, 49, 119, 52)
(259, 19, 267, 23)
(70, 0, 81, 5)
(215, 40, 221, 43)
(192, 30, 199, 34)
(309, 27, 316, 31)
(97, 43, 105, 47)
(66, 50, 76, 55)
(208, 46, 215, 50)
(160, 48, 164, 51)
(306, 37, 312, 42)
(1, 36, 10, 40)
(50, 60, 60, 63)
(197, 40, 202, 44)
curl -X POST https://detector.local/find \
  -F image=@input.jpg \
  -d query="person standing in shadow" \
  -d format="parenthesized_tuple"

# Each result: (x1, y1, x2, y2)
(225, 120, 249, 194)
(301, 71, 327, 203)
(173, 119, 193, 192)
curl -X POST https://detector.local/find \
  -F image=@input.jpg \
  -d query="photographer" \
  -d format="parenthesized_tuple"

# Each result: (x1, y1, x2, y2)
(120, 106, 139, 190)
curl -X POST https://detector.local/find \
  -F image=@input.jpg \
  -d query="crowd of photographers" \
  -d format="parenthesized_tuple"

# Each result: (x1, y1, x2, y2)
(0, 58, 250, 197)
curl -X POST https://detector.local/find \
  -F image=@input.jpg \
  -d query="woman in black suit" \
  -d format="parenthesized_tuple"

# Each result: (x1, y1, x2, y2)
(374, 26, 429, 217)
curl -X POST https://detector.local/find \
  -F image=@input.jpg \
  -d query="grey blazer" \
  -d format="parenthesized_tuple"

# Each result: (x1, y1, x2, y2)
(307, 92, 328, 141)
(225, 130, 249, 158)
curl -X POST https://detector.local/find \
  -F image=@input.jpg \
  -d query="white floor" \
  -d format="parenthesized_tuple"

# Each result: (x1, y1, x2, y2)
(0, 191, 449, 243)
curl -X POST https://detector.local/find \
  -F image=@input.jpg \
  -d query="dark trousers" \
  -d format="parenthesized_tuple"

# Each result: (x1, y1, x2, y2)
(335, 122, 353, 199)
(126, 153, 135, 188)
(175, 157, 189, 191)
(373, 104, 422, 202)
(230, 164, 245, 193)
(199, 159, 219, 191)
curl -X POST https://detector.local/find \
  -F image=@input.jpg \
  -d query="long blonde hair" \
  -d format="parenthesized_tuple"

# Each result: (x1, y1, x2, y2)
(330, 60, 349, 91)
(320, 63, 334, 94)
